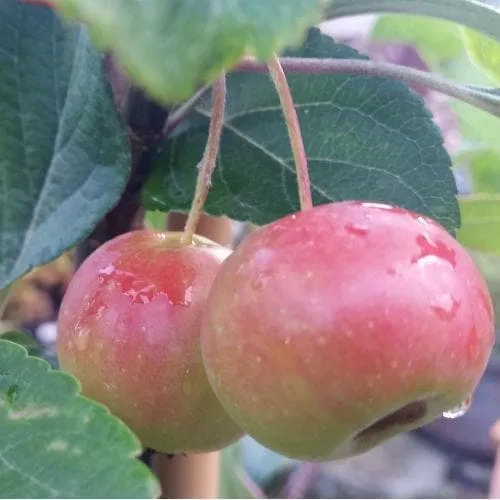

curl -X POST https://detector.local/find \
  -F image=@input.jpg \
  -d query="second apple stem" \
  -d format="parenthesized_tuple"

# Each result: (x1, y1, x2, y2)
(182, 74, 227, 245)
(267, 54, 313, 212)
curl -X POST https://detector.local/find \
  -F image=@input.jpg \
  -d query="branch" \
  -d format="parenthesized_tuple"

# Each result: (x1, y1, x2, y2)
(236, 57, 500, 119)
(164, 85, 211, 136)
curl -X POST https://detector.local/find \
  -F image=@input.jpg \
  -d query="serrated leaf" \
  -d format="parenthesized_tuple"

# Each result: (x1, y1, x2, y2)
(51, 0, 325, 104)
(462, 28, 500, 83)
(371, 15, 464, 68)
(142, 29, 459, 233)
(0, 0, 130, 290)
(0, 339, 159, 498)
(145, 211, 166, 231)
(456, 149, 500, 254)
(466, 149, 500, 193)
(458, 197, 500, 254)
(1, 330, 42, 355)
(326, 0, 500, 43)
(0, 330, 59, 368)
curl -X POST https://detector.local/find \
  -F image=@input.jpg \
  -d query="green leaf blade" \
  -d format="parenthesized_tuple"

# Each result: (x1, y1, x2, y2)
(326, 0, 500, 43)
(143, 29, 459, 234)
(462, 28, 500, 84)
(0, 0, 130, 290)
(52, 0, 326, 104)
(0, 339, 160, 498)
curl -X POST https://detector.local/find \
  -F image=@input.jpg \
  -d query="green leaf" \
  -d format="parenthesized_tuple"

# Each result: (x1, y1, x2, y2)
(440, 50, 500, 149)
(458, 197, 500, 254)
(51, 0, 325, 104)
(465, 148, 500, 193)
(0, 330, 59, 368)
(1, 330, 42, 356)
(326, 0, 500, 43)
(371, 15, 464, 68)
(142, 29, 459, 233)
(456, 149, 500, 254)
(462, 28, 500, 84)
(220, 442, 261, 499)
(0, 339, 159, 498)
(145, 211, 166, 231)
(0, 0, 130, 290)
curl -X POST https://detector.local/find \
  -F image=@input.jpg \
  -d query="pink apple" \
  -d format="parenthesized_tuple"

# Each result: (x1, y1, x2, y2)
(57, 230, 243, 453)
(201, 201, 495, 460)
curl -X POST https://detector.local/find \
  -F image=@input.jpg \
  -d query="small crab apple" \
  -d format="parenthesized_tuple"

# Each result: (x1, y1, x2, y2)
(201, 201, 495, 461)
(57, 230, 243, 453)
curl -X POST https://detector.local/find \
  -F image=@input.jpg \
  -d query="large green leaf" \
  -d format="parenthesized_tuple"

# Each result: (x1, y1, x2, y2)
(51, 0, 325, 104)
(371, 12, 500, 152)
(371, 15, 464, 68)
(457, 149, 500, 254)
(458, 197, 500, 254)
(0, 0, 130, 290)
(326, 0, 500, 42)
(445, 55, 500, 149)
(0, 339, 159, 498)
(143, 29, 459, 233)
(462, 28, 500, 83)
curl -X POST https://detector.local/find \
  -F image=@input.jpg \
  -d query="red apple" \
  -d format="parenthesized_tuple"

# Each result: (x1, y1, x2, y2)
(57, 230, 243, 453)
(201, 201, 495, 460)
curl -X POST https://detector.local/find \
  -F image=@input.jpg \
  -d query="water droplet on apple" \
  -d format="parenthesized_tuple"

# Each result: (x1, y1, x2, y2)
(360, 202, 394, 211)
(75, 327, 90, 351)
(416, 216, 429, 227)
(442, 397, 471, 419)
(99, 264, 115, 276)
(430, 294, 461, 321)
(345, 223, 369, 237)
(184, 286, 193, 306)
(412, 234, 457, 267)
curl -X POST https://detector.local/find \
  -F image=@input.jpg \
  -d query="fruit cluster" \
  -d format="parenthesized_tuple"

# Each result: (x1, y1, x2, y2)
(57, 201, 494, 461)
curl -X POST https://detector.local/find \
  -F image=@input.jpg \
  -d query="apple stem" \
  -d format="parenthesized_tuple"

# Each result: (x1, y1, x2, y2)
(266, 54, 313, 212)
(182, 74, 227, 245)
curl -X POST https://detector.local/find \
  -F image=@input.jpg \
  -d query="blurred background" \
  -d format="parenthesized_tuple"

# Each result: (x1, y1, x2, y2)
(2, 6, 500, 499)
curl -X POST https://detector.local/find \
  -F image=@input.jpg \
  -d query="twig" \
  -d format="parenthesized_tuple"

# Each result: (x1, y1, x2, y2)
(164, 85, 211, 136)
(266, 54, 313, 212)
(237, 57, 500, 119)
(181, 74, 226, 245)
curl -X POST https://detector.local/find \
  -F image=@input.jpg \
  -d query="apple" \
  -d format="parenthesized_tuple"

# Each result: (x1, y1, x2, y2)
(201, 201, 495, 461)
(57, 230, 243, 454)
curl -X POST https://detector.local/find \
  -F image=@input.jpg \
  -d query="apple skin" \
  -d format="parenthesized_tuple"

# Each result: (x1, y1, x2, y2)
(201, 201, 495, 461)
(57, 230, 243, 454)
